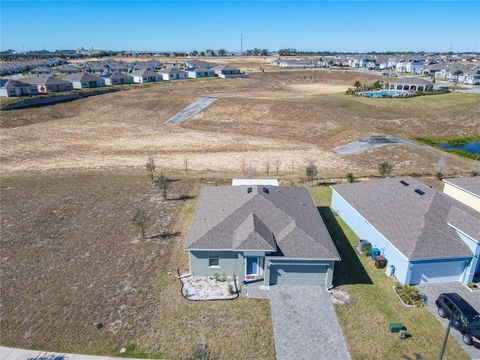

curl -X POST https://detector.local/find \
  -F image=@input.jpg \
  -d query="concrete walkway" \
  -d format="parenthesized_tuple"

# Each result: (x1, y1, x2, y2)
(269, 286, 351, 360)
(417, 282, 480, 359)
(334, 135, 421, 155)
(0, 347, 144, 360)
(164, 96, 217, 125)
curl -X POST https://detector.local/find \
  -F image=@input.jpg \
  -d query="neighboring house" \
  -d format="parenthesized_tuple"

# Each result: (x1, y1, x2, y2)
(185, 185, 341, 287)
(103, 72, 134, 86)
(464, 69, 480, 85)
(331, 177, 480, 286)
(159, 68, 188, 81)
(63, 73, 105, 89)
(388, 77, 433, 92)
(186, 67, 215, 78)
(443, 177, 480, 213)
(130, 69, 161, 83)
(211, 64, 246, 78)
(29, 66, 54, 77)
(0, 79, 39, 97)
(56, 64, 82, 74)
(232, 179, 279, 186)
(23, 77, 73, 93)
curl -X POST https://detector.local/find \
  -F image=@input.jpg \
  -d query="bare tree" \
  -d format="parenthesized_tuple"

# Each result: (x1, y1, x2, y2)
(263, 159, 270, 175)
(145, 157, 156, 181)
(274, 159, 281, 175)
(246, 163, 256, 179)
(184, 158, 189, 175)
(132, 209, 148, 239)
(154, 173, 170, 200)
(291, 159, 295, 174)
(241, 157, 246, 175)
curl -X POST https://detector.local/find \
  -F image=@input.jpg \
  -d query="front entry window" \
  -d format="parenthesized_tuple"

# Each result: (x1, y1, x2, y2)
(208, 251, 219, 267)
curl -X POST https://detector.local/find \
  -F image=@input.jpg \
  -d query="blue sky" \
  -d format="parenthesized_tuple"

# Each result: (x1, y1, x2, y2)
(1, 1, 479, 52)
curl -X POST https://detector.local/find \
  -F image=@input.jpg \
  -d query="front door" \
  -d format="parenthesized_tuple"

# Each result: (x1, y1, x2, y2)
(246, 257, 258, 276)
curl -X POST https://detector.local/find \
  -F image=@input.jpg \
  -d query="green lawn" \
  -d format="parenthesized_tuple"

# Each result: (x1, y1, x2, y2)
(310, 185, 469, 360)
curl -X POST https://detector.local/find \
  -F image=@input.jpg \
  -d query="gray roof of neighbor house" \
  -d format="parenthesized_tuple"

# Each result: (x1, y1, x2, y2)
(443, 177, 480, 197)
(130, 69, 158, 77)
(212, 64, 240, 71)
(390, 77, 433, 85)
(185, 185, 340, 260)
(188, 67, 214, 73)
(103, 72, 133, 80)
(23, 77, 71, 86)
(332, 177, 479, 260)
(159, 68, 186, 75)
(63, 72, 102, 82)
(0, 79, 35, 89)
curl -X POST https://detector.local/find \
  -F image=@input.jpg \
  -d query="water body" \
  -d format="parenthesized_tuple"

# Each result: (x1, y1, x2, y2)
(440, 142, 480, 154)
(362, 90, 406, 98)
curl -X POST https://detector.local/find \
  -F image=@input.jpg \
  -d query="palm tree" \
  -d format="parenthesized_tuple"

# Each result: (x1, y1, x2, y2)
(132, 209, 148, 239)
(353, 80, 362, 92)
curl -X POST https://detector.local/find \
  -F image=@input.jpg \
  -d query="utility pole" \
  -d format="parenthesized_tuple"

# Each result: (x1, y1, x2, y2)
(438, 321, 451, 360)
(240, 33, 243, 55)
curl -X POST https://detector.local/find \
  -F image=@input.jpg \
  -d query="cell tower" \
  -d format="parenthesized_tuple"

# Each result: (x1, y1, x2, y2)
(240, 33, 243, 54)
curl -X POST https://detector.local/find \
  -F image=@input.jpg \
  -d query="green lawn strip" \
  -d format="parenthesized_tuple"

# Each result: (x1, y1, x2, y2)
(310, 185, 469, 360)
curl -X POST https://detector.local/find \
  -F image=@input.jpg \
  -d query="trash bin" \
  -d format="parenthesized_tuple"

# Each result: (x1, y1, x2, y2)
(388, 323, 405, 333)
(375, 256, 385, 269)
(371, 248, 381, 260)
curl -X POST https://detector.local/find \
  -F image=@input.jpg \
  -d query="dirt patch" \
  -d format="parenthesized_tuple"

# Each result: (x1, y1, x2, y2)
(287, 83, 349, 95)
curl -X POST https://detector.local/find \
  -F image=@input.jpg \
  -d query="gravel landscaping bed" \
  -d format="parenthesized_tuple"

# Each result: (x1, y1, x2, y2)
(180, 275, 238, 300)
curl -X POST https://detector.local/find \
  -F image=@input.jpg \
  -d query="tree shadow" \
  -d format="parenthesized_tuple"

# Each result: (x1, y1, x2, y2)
(146, 231, 181, 240)
(169, 194, 196, 201)
(318, 206, 373, 285)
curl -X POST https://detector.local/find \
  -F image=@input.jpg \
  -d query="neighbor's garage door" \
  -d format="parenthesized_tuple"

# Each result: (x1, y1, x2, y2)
(409, 261, 467, 284)
(269, 264, 327, 286)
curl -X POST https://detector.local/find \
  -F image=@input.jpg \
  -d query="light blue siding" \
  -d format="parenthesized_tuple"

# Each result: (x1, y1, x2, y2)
(331, 189, 410, 284)
(264, 259, 334, 287)
(189, 251, 241, 277)
(455, 230, 480, 283)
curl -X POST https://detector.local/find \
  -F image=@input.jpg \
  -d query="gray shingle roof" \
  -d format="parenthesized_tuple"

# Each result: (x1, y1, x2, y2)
(23, 77, 71, 86)
(443, 177, 480, 197)
(332, 177, 478, 260)
(390, 77, 433, 85)
(130, 69, 158, 77)
(63, 72, 102, 82)
(185, 186, 340, 260)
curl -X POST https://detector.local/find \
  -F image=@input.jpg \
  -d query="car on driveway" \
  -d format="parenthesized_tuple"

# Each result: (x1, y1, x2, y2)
(435, 292, 480, 346)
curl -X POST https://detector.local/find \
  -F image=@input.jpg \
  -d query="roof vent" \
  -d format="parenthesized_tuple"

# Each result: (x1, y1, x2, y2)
(262, 187, 269, 194)
(247, 187, 253, 193)
(414, 189, 425, 196)
(400, 180, 409, 186)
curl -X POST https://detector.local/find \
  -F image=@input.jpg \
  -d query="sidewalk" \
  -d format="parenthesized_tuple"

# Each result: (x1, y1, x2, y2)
(0, 346, 150, 360)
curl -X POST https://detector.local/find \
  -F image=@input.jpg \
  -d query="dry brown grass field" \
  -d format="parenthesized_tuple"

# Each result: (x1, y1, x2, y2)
(1, 69, 479, 358)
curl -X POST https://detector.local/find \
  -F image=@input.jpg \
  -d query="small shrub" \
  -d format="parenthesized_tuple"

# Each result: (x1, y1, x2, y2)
(471, 170, 479, 177)
(362, 244, 372, 257)
(378, 161, 393, 178)
(396, 284, 422, 306)
(189, 341, 213, 360)
(468, 282, 476, 289)
(227, 284, 234, 295)
(435, 171, 444, 180)
(346, 173, 356, 183)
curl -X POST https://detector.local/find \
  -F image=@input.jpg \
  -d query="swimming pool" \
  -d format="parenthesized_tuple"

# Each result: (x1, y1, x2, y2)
(363, 90, 406, 98)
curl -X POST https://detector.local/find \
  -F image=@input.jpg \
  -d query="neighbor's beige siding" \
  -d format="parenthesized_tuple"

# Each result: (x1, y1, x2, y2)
(443, 183, 480, 212)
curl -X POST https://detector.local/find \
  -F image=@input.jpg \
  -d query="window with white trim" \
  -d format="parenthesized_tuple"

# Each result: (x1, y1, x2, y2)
(208, 251, 220, 267)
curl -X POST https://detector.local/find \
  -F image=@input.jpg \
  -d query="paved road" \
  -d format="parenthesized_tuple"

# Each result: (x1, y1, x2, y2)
(334, 135, 421, 155)
(164, 96, 217, 125)
(417, 282, 480, 359)
(269, 286, 351, 360)
(0, 346, 144, 360)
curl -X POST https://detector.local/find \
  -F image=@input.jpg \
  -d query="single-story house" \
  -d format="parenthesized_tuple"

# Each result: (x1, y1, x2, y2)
(56, 64, 82, 74)
(62, 73, 105, 89)
(23, 76, 73, 93)
(211, 64, 246, 78)
(0, 79, 39, 97)
(186, 67, 215, 78)
(185, 185, 341, 287)
(130, 69, 161, 83)
(388, 77, 433, 92)
(29, 66, 54, 77)
(159, 68, 188, 81)
(331, 177, 480, 285)
(443, 177, 480, 213)
(103, 72, 134, 86)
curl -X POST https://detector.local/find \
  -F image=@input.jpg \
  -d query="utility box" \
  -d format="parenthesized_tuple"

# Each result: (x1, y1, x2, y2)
(388, 323, 405, 333)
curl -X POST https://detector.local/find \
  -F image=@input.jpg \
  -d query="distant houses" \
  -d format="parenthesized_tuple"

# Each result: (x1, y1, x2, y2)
(212, 64, 246, 78)
(159, 68, 188, 81)
(23, 77, 73, 93)
(187, 67, 216, 78)
(63, 73, 105, 89)
(0, 79, 39, 97)
(130, 69, 161, 83)
(103, 72, 134, 86)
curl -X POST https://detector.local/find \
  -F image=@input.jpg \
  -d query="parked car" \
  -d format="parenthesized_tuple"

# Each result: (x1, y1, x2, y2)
(435, 293, 480, 346)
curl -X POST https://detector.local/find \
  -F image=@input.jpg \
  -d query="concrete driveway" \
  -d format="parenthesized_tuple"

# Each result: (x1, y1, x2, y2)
(269, 286, 351, 360)
(417, 282, 480, 359)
